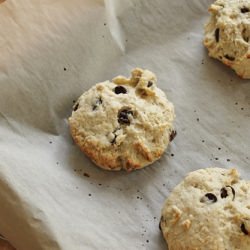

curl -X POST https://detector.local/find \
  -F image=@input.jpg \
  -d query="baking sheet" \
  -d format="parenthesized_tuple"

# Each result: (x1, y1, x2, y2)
(0, 0, 250, 249)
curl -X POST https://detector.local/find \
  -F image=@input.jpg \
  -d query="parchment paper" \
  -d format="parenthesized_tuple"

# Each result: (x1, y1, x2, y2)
(0, 0, 250, 249)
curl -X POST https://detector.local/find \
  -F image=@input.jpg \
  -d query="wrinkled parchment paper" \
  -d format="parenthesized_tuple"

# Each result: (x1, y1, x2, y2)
(0, 0, 250, 249)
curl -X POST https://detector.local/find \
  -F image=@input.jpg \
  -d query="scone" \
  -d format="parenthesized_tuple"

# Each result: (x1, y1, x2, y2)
(160, 167, 250, 250)
(69, 68, 176, 171)
(204, 0, 250, 79)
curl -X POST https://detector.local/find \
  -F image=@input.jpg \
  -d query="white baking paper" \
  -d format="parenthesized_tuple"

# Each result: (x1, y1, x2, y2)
(0, 0, 250, 249)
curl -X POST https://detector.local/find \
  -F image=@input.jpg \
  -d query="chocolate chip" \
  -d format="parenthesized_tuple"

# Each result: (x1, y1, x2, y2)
(220, 187, 228, 198)
(200, 193, 217, 203)
(114, 86, 127, 94)
(73, 103, 79, 111)
(110, 128, 120, 144)
(241, 7, 249, 13)
(215, 28, 220, 42)
(93, 97, 102, 111)
(220, 185, 235, 201)
(111, 134, 117, 144)
(241, 223, 249, 235)
(224, 55, 235, 61)
(147, 81, 153, 87)
(169, 130, 177, 142)
(118, 109, 133, 125)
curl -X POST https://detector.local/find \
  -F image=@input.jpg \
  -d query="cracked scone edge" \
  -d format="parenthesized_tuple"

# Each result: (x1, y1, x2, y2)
(160, 167, 250, 250)
(204, 0, 250, 79)
(69, 68, 175, 171)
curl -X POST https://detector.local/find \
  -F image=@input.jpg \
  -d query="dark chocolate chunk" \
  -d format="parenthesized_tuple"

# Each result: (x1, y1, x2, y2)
(228, 185, 235, 200)
(147, 81, 153, 87)
(93, 97, 103, 111)
(224, 55, 235, 61)
(200, 193, 217, 203)
(205, 193, 217, 202)
(220, 186, 235, 200)
(114, 86, 127, 94)
(169, 130, 177, 142)
(73, 103, 79, 111)
(111, 134, 117, 144)
(110, 128, 120, 144)
(241, 223, 249, 235)
(215, 28, 220, 42)
(241, 7, 249, 13)
(118, 109, 133, 125)
(220, 187, 228, 198)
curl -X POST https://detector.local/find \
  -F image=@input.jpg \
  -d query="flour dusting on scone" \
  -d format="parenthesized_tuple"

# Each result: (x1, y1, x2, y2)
(204, 0, 250, 79)
(160, 167, 250, 250)
(69, 68, 175, 171)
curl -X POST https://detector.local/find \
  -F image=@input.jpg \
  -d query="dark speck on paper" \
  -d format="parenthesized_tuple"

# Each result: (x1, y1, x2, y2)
(83, 172, 90, 178)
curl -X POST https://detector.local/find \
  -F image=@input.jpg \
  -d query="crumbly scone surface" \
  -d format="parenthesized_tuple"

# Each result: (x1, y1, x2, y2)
(204, 0, 250, 78)
(69, 68, 175, 171)
(160, 167, 250, 250)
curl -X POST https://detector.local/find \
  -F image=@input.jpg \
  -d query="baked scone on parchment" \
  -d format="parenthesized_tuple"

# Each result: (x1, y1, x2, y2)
(160, 167, 250, 250)
(204, 0, 250, 78)
(69, 68, 176, 171)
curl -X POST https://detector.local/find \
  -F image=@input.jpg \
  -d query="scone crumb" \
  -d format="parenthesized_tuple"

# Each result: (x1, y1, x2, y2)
(182, 219, 191, 230)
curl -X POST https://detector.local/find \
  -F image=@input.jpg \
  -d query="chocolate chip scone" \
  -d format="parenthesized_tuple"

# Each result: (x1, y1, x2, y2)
(204, 0, 250, 78)
(69, 68, 175, 171)
(160, 167, 250, 250)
